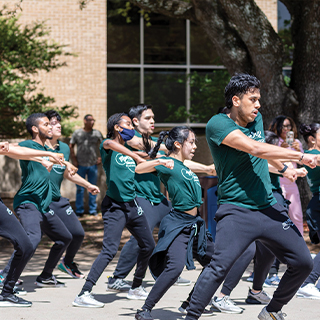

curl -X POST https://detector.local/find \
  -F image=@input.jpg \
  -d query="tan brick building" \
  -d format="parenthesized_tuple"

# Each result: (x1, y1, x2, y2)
(0, 0, 107, 135)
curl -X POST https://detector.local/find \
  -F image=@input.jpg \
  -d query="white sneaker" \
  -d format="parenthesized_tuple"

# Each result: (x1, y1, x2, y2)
(72, 291, 104, 308)
(258, 306, 286, 320)
(127, 286, 148, 300)
(212, 296, 243, 314)
(296, 283, 320, 299)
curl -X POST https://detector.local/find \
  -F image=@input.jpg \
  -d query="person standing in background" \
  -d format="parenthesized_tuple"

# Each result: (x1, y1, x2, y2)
(69, 114, 103, 216)
(269, 115, 305, 235)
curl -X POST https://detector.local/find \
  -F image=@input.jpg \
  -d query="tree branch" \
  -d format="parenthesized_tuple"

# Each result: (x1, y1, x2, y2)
(129, 0, 197, 20)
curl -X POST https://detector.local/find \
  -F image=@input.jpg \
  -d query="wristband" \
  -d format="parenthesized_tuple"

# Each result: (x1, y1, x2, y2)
(299, 153, 304, 161)
(278, 164, 288, 174)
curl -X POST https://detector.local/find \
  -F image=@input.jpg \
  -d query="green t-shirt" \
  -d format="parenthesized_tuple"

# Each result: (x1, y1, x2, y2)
(45, 141, 70, 201)
(13, 140, 52, 213)
(155, 156, 202, 211)
(206, 112, 276, 210)
(304, 149, 320, 194)
(131, 131, 165, 204)
(269, 172, 282, 193)
(100, 139, 136, 202)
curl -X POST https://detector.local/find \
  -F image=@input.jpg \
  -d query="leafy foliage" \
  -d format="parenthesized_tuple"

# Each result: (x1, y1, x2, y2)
(0, 11, 78, 138)
(166, 70, 230, 123)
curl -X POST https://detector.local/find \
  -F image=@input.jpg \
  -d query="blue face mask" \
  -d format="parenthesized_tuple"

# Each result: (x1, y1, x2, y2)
(119, 127, 135, 141)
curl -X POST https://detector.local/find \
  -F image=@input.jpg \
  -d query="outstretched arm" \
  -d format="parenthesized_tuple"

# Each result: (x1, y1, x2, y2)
(184, 160, 216, 175)
(135, 158, 174, 174)
(2, 144, 64, 165)
(127, 136, 168, 153)
(103, 139, 146, 164)
(222, 130, 317, 168)
(64, 171, 100, 195)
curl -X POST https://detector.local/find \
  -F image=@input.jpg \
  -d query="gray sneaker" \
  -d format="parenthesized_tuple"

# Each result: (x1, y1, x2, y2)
(107, 277, 131, 292)
(174, 276, 192, 286)
(212, 296, 243, 314)
(0, 294, 32, 307)
(246, 289, 271, 304)
(72, 291, 104, 308)
(258, 306, 286, 320)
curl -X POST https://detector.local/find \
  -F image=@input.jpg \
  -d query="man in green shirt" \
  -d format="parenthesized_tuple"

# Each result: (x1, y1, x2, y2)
(184, 74, 318, 320)
(13, 113, 74, 287)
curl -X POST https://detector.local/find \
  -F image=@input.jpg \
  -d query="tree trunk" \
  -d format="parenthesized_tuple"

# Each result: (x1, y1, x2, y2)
(290, 1, 320, 124)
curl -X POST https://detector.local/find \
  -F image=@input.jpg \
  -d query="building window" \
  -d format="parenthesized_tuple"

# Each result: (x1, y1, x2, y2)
(107, 0, 228, 126)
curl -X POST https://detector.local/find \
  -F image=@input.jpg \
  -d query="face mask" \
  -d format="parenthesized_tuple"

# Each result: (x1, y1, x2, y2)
(119, 127, 135, 141)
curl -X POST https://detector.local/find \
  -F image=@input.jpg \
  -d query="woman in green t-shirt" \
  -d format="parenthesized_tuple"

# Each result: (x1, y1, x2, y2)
(297, 123, 320, 298)
(73, 113, 155, 308)
(134, 126, 216, 320)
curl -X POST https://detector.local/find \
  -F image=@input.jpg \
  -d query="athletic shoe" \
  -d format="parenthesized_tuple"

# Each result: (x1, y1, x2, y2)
(107, 276, 131, 292)
(246, 289, 271, 304)
(135, 309, 153, 320)
(72, 291, 104, 308)
(246, 272, 254, 282)
(35, 275, 65, 288)
(0, 274, 4, 288)
(58, 258, 85, 279)
(13, 286, 27, 296)
(174, 276, 192, 286)
(212, 296, 243, 314)
(296, 283, 320, 299)
(258, 306, 287, 320)
(264, 274, 281, 288)
(127, 286, 148, 300)
(178, 300, 217, 317)
(0, 294, 32, 307)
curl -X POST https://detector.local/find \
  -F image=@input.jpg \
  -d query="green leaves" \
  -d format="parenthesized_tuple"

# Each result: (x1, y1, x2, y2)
(0, 14, 78, 138)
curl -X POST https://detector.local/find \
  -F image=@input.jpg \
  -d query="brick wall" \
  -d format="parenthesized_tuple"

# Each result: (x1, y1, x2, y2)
(256, 0, 278, 31)
(0, 0, 107, 136)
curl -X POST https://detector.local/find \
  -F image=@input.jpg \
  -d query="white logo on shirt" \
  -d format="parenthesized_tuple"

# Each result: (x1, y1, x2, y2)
(115, 154, 136, 173)
(248, 130, 265, 143)
(181, 168, 201, 187)
(49, 209, 55, 216)
(7, 208, 13, 215)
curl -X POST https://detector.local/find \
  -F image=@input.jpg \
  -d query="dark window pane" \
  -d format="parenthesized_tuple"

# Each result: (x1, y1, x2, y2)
(107, 0, 140, 64)
(107, 69, 140, 116)
(278, 1, 291, 31)
(144, 14, 186, 65)
(190, 23, 222, 65)
(189, 70, 230, 123)
(144, 70, 186, 123)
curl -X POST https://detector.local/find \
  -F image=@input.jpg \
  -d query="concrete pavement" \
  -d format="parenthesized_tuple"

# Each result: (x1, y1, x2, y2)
(0, 246, 319, 320)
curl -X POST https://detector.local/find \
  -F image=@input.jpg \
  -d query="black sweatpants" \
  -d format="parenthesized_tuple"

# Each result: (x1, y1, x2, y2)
(185, 203, 313, 320)
(142, 226, 215, 311)
(304, 194, 320, 285)
(113, 196, 171, 279)
(80, 195, 154, 294)
(0, 200, 33, 295)
(49, 197, 85, 266)
(15, 203, 72, 277)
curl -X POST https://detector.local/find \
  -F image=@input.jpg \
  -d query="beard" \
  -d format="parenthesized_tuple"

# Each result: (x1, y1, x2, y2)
(38, 128, 52, 140)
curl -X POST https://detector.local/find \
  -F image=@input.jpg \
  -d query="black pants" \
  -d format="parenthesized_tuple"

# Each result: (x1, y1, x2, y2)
(81, 195, 154, 293)
(113, 197, 171, 279)
(185, 203, 313, 320)
(304, 194, 320, 285)
(142, 226, 215, 311)
(0, 200, 33, 295)
(15, 203, 72, 277)
(49, 197, 85, 266)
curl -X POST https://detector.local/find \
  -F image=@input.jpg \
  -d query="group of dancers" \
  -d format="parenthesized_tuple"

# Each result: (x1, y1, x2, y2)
(0, 73, 320, 320)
